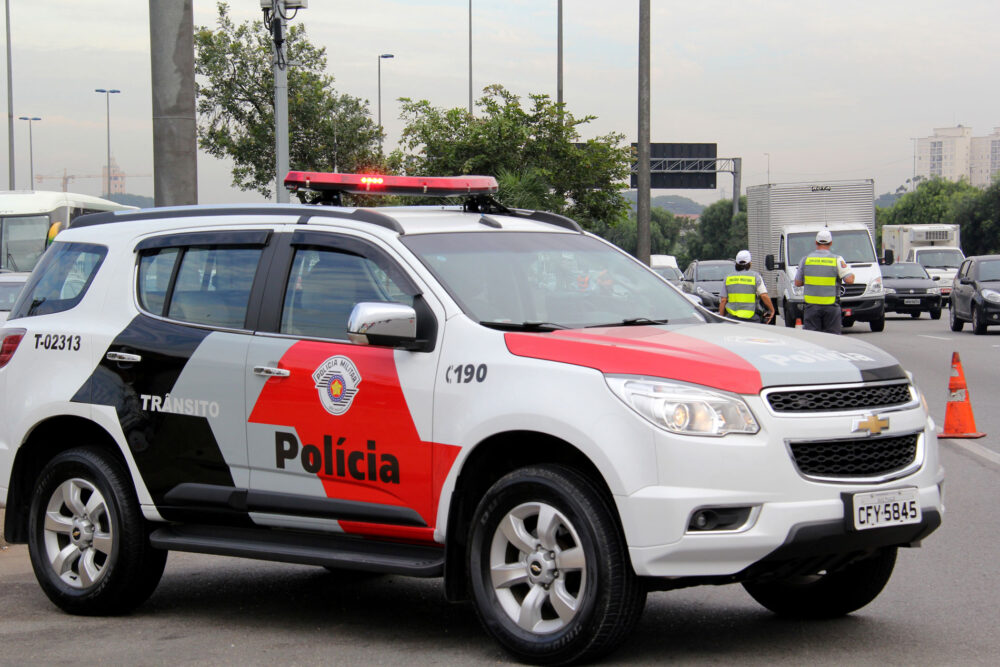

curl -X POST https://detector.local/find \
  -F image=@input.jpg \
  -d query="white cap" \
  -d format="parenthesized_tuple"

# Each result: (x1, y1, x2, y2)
(735, 250, 752, 264)
(816, 229, 833, 244)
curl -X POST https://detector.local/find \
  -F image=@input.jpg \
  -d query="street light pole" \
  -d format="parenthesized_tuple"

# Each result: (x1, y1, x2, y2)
(468, 0, 473, 115)
(17, 115, 39, 189)
(95, 88, 120, 198)
(6, 0, 14, 190)
(378, 53, 394, 154)
(764, 152, 770, 183)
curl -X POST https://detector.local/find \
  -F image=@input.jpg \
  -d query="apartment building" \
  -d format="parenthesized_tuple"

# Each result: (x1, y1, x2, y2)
(915, 125, 1000, 188)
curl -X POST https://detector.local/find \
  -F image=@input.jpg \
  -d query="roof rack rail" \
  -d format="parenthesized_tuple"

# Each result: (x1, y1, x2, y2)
(71, 205, 404, 234)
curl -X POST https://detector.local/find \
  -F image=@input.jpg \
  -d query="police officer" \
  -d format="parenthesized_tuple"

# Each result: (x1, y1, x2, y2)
(719, 250, 775, 323)
(794, 229, 855, 334)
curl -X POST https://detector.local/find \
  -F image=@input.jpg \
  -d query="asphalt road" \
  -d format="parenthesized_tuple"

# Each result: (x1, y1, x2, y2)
(1, 313, 998, 665)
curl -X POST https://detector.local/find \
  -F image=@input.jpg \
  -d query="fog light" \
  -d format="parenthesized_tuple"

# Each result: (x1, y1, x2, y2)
(687, 506, 753, 532)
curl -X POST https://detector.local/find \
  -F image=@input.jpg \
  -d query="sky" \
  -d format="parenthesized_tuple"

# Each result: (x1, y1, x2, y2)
(3, 0, 999, 207)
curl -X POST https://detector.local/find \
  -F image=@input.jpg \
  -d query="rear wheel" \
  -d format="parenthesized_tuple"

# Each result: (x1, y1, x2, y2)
(27, 448, 166, 615)
(468, 465, 646, 665)
(950, 303, 964, 331)
(743, 547, 897, 619)
(972, 305, 988, 335)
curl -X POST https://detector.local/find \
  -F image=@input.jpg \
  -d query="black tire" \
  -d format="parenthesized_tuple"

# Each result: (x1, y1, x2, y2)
(950, 303, 964, 331)
(929, 307, 942, 320)
(910, 311, 921, 319)
(842, 317, 855, 328)
(783, 300, 797, 328)
(742, 547, 897, 619)
(869, 316, 885, 332)
(972, 305, 988, 335)
(467, 465, 646, 665)
(27, 448, 167, 615)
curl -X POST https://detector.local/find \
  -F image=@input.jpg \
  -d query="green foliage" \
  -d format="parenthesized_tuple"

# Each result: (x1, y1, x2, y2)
(592, 207, 681, 257)
(194, 2, 382, 199)
(397, 84, 631, 228)
(683, 197, 747, 262)
(874, 177, 999, 254)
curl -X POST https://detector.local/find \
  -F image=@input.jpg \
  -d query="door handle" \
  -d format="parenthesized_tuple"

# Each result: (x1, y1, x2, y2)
(253, 365, 291, 378)
(106, 351, 142, 363)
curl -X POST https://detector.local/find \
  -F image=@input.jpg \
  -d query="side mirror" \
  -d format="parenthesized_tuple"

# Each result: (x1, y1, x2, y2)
(959, 277, 973, 285)
(765, 254, 784, 271)
(348, 302, 423, 349)
(881, 249, 894, 266)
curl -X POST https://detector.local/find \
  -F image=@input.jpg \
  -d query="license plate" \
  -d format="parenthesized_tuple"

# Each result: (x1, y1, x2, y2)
(904, 298, 921, 305)
(851, 488, 921, 531)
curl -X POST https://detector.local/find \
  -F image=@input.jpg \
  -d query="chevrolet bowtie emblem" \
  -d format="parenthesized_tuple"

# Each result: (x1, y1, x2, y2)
(853, 414, 889, 436)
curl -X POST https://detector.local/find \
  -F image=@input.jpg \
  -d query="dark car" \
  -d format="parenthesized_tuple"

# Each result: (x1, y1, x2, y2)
(950, 255, 1000, 334)
(681, 259, 734, 310)
(881, 262, 942, 320)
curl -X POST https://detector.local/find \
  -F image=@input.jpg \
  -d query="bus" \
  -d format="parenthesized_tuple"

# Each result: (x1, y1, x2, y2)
(0, 191, 136, 272)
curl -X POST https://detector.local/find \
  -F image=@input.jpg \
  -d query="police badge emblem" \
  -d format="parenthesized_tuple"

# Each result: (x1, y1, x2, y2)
(313, 355, 362, 415)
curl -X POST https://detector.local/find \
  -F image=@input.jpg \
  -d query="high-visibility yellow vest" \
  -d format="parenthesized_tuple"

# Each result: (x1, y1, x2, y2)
(724, 272, 758, 319)
(803, 253, 839, 305)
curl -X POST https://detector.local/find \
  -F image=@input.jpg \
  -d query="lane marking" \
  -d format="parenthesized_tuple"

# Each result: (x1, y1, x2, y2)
(942, 438, 1000, 466)
(919, 335, 951, 341)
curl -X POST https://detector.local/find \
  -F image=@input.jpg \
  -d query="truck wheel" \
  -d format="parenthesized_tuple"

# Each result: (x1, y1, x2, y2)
(869, 316, 885, 332)
(27, 448, 167, 615)
(743, 547, 897, 618)
(467, 465, 646, 665)
(929, 307, 942, 320)
(972, 305, 988, 335)
(949, 305, 964, 332)
(783, 300, 796, 328)
(842, 317, 854, 328)
(910, 311, 921, 319)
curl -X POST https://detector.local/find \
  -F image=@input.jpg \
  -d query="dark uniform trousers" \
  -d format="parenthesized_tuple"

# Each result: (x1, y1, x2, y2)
(803, 304, 842, 335)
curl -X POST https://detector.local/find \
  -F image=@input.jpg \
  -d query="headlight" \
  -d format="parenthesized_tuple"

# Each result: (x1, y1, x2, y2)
(696, 285, 712, 297)
(982, 289, 1000, 304)
(884, 287, 896, 294)
(865, 277, 883, 295)
(927, 287, 940, 295)
(606, 377, 759, 437)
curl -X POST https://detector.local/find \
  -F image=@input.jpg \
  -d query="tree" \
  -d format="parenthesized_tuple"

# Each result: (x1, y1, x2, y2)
(684, 197, 747, 262)
(593, 207, 681, 257)
(874, 177, 982, 247)
(951, 179, 1000, 255)
(397, 84, 632, 228)
(194, 2, 382, 199)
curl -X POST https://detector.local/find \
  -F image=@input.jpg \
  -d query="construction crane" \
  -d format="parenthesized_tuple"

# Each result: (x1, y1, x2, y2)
(34, 168, 151, 193)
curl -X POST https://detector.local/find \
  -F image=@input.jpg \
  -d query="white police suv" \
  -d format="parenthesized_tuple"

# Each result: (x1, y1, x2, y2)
(0, 172, 943, 664)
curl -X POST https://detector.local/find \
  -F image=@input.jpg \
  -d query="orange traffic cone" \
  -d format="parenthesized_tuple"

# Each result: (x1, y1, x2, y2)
(939, 352, 986, 439)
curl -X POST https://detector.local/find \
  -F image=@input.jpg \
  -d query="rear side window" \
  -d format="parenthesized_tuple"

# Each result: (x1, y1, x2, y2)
(137, 245, 263, 329)
(9, 242, 107, 319)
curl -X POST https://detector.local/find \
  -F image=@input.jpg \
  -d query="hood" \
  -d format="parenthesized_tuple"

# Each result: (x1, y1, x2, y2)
(885, 277, 936, 290)
(504, 322, 904, 395)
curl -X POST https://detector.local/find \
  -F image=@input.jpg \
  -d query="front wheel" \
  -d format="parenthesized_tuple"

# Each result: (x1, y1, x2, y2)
(27, 448, 167, 615)
(468, 465, 646, 665)
(929, 307, 942, 320)
(972, 305, 988, 335)
(869, 316, 885, 332)
(743, 547, 897, 618)
(910, 311, 921, 319)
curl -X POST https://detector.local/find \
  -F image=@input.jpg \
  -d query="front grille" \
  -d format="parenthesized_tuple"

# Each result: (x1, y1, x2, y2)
(767, 382, 913, 413)
(790, 433, 919, 478)
(894, 288, 927, 295)
(842, 284, 866, 298)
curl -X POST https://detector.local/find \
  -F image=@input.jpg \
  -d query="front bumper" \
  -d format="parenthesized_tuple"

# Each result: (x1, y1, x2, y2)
(840, 298, 883, 321)
(886, 293, 942, 313)
(619, 398, 943, 579)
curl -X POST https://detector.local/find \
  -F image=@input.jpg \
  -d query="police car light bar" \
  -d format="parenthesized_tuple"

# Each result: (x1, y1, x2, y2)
(285, 172, 499, 197)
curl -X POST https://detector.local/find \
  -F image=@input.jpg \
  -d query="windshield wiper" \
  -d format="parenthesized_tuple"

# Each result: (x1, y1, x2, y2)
(479, 320, 570, 332)
(586, 317, 669, 328)
(27, 297, 45, 315)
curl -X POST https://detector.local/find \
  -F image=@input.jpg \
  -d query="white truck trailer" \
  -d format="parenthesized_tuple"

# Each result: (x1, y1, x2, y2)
(881, 224, 964, 297)
(747, 180, 890, 331)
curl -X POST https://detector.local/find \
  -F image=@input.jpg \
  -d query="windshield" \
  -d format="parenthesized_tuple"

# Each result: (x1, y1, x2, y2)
(881, 263, 929, 279)
(977, 260, 1000, 281)
(788, 229, 876, 265)
(402, 231, 704, 328)
(1, 214, 51, 272)
(0, 281, 25, 310)
(916, 249, 964, 269)
(693, 263, 733, 281)
(653, 266, 682, 281)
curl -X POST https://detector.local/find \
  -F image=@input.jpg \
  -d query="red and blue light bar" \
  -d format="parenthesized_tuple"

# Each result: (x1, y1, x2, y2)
(284, 171, 498, 197)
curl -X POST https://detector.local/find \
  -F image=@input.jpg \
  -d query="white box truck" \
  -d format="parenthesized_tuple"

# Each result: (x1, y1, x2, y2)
(880, 224, 964, 298)
(747, 180, 890, 331)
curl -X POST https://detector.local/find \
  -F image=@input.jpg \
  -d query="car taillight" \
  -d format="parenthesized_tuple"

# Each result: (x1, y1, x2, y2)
(0, 328, 26, 368)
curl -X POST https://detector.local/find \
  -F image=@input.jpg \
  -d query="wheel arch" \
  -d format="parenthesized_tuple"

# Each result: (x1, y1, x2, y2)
(3, 416, 125, 544)
(442, 430, 619, 602)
